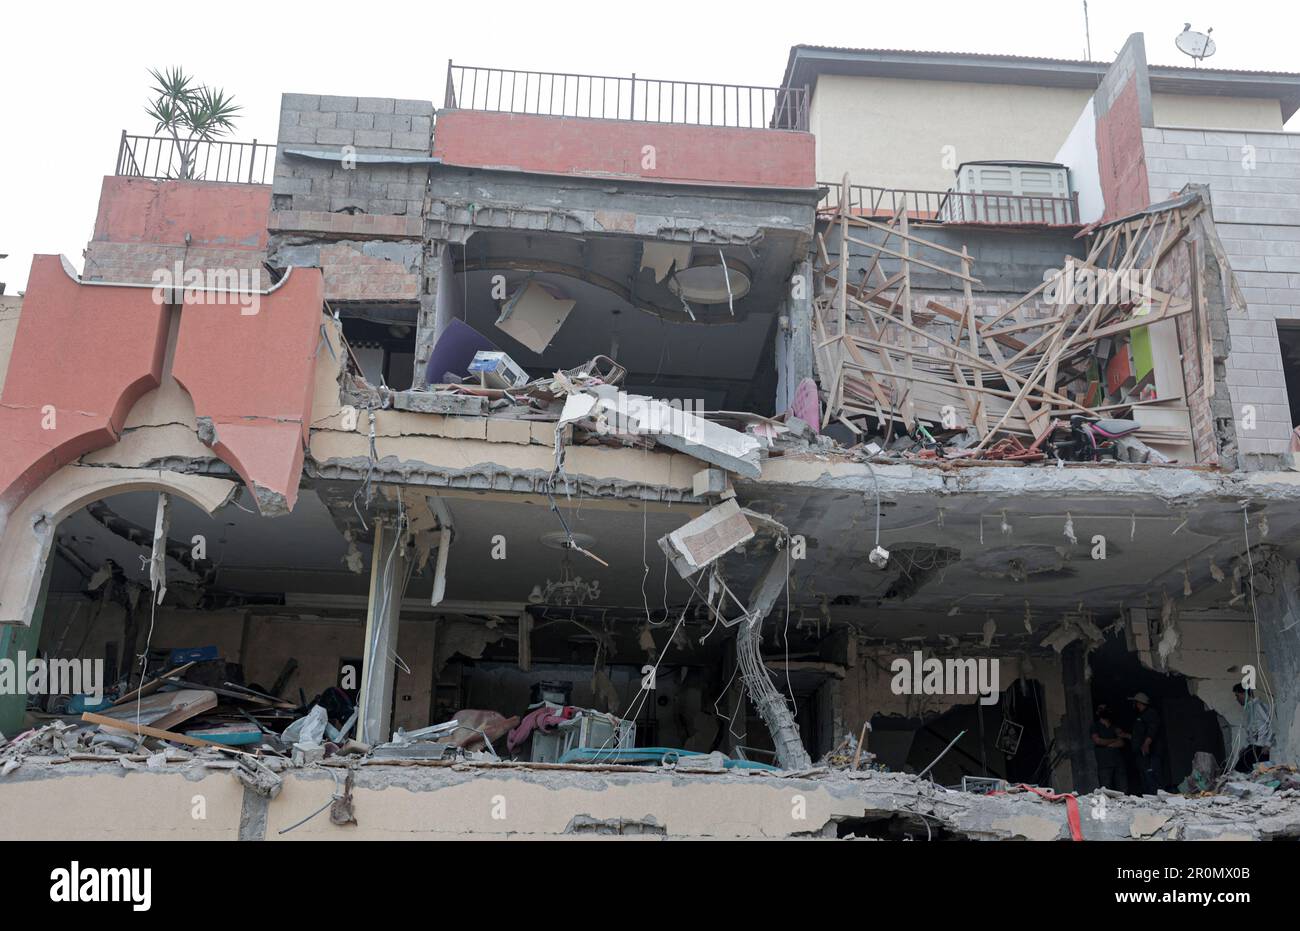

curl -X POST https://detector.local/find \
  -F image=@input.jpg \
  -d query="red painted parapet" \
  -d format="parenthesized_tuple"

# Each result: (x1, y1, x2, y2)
(0, 256, 324, 521)
(85, 177, 271, 283)
(91, 176, 270, 251)
(0, 256, 170, 518)
(170, 267, 324, 516)
(433, 110, 816, 189)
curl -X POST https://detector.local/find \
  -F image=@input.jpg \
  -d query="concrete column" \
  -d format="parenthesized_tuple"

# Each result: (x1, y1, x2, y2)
(1060, 642, 1097, 792)
(1250, 551, 1300, 764)
(776, 259, 815, 415)
(736, 552, 812, 770)
(0, 557, 53, 736)
(413, 242, 455, 389)
(358, 520, 409, 744)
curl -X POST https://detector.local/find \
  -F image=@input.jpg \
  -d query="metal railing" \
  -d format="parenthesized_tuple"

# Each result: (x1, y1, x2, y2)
(444, 62, 810, 131)
(820, 183, 1080, 226)
(115, 132, 275, 184)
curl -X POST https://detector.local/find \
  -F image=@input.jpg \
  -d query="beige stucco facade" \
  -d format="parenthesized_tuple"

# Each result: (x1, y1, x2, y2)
(810, 75, 1093, 190)
(1151, 92, 1284, 132)
(810, 74, 1286, 191)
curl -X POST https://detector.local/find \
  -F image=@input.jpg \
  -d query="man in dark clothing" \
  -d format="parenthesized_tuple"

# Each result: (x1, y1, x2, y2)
(1119, 692, 1164, 794)
(1232, 683, 1274, 773)
(1090, 704, 1128, 793)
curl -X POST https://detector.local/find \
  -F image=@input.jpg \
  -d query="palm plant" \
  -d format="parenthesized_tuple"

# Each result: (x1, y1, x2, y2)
(144, 67, 242, 180)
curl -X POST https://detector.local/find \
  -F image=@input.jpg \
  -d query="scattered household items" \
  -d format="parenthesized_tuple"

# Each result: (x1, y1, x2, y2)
(423, 318, 501, 386)
(822, 727, 876, 771)
(1043, 415, 1143, 462)
(530, 680, 572, 706)
(469, 350, 529, 390)
(508, 704, 635, 763)
(1177, 758, 1300, 797)
(995, 719, 1024, 756)
(1178, 751, 1219, 794)
(183, 723, 262, 746)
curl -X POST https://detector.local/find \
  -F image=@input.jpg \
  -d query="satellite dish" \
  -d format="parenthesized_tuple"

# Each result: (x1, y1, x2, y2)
(1175, 25, 1216, 66)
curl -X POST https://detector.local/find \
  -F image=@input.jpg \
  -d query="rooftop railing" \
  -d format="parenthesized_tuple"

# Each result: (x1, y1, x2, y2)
(115, 132, 275, 184)
(444, 62, 810, 131)
(820, 183, 1081, 226)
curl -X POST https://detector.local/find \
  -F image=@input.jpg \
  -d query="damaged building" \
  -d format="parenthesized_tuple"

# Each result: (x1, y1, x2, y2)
(3, 35, 1300, 840)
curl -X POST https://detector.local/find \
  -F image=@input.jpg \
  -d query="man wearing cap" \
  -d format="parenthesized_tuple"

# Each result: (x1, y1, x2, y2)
(1232, 683, 1273, 772)
(1118, 692, 1163, 794)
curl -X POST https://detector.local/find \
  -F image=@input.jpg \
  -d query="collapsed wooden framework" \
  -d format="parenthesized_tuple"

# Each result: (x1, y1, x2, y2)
(811, 177, 1208, 454)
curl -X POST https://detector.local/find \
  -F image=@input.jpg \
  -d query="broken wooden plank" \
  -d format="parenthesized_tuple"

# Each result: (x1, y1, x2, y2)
(82, 711, 231, 750)
(111, 661, 196, 707)
(96, 689, 217, 731)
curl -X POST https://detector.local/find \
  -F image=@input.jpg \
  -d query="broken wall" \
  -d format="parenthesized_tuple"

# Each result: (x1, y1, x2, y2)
(1094, 34, 1154, 222)
(7, 761, 1292, 840)
(269, 94, 434, 308)
(1132, 611, 1265, 750)
(832, 643, 1073, 787)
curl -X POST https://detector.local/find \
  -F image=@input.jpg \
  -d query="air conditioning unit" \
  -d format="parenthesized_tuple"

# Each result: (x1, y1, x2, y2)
(942, 161, 1072, 224)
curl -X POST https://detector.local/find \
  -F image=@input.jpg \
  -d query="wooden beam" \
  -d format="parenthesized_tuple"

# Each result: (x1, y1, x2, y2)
(82, 711, 231, 750)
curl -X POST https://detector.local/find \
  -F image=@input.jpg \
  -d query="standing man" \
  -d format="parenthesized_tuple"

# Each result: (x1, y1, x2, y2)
(1090, 704, 1129, 793)
(1232, 683, 1273, 772)
(1121, 692, 1164, 795)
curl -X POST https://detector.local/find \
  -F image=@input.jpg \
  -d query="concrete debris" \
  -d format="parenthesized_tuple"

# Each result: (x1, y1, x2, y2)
(640, 242, 692, 283)
(691, 467, 731, 498)
(329, 770, 357, 826)
(559, 383, 763, 478)
(234, 755, 283, 800)
(1041, 614, 1105, 653)
(658, 498, 756, 578)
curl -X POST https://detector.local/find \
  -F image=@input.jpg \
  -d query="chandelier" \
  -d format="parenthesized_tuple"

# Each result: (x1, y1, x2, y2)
(528, 548, 601, 606)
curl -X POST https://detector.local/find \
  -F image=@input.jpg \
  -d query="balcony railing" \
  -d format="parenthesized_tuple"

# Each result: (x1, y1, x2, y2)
(820, 183, 1080, 226)
(115, 132, 275, 184)
(444, 62, 810, 131)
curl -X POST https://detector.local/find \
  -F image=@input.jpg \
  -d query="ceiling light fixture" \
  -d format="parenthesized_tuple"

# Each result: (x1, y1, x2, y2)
(668, 254, 752, 305)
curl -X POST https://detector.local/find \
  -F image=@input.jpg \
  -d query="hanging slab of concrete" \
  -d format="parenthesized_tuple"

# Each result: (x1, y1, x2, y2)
(659, 498, 755, 578)
(495, 280, 576, 354)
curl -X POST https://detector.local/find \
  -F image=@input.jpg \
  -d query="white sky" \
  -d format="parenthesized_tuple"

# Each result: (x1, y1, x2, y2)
(2, 0, 1297, 292)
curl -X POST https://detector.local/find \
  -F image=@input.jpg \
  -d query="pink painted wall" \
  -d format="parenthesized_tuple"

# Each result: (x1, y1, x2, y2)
(85, 178, 270, 284)
(171, 268, 324, 513)
(1, 178, 323, 519)
(0, 256, 169, 515)
(433, 110, 816, 189)
(91, 176, 270, 251)
(1095, 72, 1151, 222)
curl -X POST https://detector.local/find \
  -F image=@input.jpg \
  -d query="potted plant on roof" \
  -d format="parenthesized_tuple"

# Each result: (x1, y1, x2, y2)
(144, 67, 242, 181)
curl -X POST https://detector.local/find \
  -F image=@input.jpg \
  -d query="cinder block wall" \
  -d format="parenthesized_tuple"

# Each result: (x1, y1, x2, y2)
(269, 94, 436, 305)
(272, 93, 433, 217)
(1144, 127, 1300, 466)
